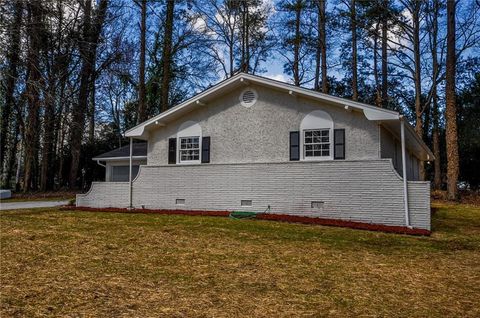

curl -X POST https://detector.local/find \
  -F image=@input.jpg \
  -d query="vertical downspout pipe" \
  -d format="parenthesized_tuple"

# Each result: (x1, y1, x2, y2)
(400, 117, 410, 227)
(129, 137, 133, 209)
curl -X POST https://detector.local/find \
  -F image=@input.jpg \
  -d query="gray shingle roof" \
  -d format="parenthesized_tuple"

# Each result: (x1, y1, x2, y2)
(93, 142, 147, 160)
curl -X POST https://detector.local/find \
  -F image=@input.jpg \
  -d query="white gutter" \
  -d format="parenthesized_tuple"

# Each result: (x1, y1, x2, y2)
(92, 156, 147, 161)
(128, 138, 133, 209)
(400, 116, 410, 227)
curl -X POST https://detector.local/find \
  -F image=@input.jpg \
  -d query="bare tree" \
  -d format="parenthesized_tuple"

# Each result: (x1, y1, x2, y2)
(373, 22, 381, 107)
(314, 0, 328, 92)
(351, 0, 358, 100)
(23, 0, 43, 191)
(194, 0, 240, 78)
(381, 0, 389, 108)
(160, 0, 175, 112)
(427, 0, 442, 189)
(276, 0, 312, 86)
(69, 0, 109, 188)
(445, 0, 459, 200)
(0, 0, 23, 185)
(137, 0, 147, 122)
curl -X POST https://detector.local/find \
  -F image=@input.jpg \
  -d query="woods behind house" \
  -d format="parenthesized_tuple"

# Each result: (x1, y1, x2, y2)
(0, 0, 479, 198)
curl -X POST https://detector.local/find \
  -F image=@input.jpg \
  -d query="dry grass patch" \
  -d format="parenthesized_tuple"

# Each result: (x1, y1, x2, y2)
(1, 203, 479, 317)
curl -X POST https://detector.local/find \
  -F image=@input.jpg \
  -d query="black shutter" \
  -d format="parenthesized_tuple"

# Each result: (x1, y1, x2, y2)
(334, 129, 345, 160)
(168, 138, 176, 164)
(201, 136, 210, 163)
(290, 131, 300, 161)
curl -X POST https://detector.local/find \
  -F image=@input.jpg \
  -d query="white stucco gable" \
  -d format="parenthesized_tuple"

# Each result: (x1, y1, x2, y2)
(125, 72, 433, 161)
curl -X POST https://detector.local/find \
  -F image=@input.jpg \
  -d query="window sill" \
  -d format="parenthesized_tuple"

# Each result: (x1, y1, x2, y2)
(177, 161, 201, 165)
(302, 157, 333, 162)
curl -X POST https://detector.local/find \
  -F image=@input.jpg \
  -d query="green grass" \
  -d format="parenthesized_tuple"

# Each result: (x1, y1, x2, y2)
(1, 203, 479, 317)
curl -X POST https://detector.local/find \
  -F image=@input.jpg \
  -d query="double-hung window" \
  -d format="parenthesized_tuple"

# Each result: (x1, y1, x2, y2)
(179, 136, 200, 162)
(304, 129, 330, 158)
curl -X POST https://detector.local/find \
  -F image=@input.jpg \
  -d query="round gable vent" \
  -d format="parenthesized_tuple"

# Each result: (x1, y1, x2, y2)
(239, 88, 258, 107)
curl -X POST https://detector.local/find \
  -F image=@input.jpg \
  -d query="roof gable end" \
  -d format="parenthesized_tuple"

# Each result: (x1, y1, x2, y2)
(125, 72, 400, 139)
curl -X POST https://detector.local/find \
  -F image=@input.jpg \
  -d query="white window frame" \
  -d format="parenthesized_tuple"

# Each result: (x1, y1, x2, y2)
(176, 120, 202, 164)
(178, 136, 201, 163)
(303, 129, 332, 160)
(300, 110, 334, 161)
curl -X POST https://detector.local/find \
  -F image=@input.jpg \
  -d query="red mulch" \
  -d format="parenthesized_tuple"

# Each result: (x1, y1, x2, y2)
(62, 206, 431, 236)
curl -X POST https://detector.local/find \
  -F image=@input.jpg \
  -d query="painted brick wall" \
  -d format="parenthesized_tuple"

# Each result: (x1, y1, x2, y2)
(76, 159, 431, 230)
(77, 182, 130, 208)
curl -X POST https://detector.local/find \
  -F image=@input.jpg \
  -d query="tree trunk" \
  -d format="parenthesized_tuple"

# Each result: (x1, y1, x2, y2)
(373, 24, 381, 107)
(1, 0, 23, 183)
(88, 72, 95, 143)
(40, 75, 56, 191)
(445, 0, 459, 200)
(432, 92, 441, 189)
(245, 3, 250, 73)
(69, 0, 108, 188)
(5, 119, 20, 189)
(412, 1, 424, 180)
(314, 3, 321, 91)
(293, 0, 302, 86)
(23, 1, 43, 192)
(351, 0, 358, 100)
(430, 0, 441, 190)
(319, 0, 328, 93)
(160, 0, 175, 112)
(240, 2, 247, 73)
(137, 0, 147, 123)
(381, 0, 388, 108)
(229, 30, 234, 77)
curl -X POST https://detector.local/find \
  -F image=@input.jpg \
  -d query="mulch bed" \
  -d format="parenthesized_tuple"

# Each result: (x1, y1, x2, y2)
(62, 206, 431, 236)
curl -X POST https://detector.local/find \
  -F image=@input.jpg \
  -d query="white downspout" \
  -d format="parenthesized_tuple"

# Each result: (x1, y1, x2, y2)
(96, 160, 106, 168)
(128, 137, 133, 209)
(400, 117, 410, 228)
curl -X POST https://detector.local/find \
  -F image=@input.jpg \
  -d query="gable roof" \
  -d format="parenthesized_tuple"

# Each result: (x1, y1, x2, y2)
(125, 72, 433, 161)
(92, 142, 147, 161)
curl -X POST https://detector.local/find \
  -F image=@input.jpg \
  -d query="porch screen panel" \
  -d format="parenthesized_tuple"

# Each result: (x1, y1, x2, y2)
(111, 165, 140, 182)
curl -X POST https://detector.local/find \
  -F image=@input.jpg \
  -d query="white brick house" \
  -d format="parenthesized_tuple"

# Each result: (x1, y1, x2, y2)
(77, 73, 434, 231)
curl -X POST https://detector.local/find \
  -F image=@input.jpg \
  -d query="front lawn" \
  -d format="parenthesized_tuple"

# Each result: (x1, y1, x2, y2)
(1, 203, 479, 317)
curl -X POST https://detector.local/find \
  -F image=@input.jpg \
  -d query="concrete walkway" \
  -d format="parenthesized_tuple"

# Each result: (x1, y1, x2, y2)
(0, 200, 69, 210)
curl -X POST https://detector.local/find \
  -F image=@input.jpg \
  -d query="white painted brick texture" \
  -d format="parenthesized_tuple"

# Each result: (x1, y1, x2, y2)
(77, 159, 431, 230)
